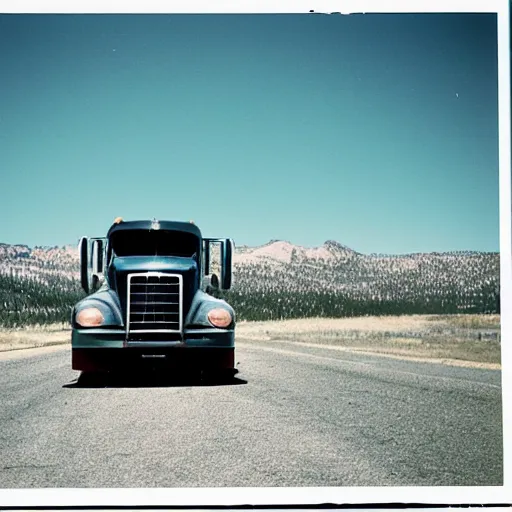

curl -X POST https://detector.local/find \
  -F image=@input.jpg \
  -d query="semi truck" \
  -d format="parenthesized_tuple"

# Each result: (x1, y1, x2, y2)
(71, 218, 236, 380)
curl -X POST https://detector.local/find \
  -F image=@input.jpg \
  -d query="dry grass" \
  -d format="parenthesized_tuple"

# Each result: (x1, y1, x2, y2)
(236, 315, 434, 338)
(0, 323, 70, 352)
(427, 314, 500, 330)
(236, 314, 502, 366)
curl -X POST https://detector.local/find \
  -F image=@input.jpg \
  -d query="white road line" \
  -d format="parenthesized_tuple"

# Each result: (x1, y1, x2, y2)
(239, 344, 374, 366)
(239, 343, 501, 389)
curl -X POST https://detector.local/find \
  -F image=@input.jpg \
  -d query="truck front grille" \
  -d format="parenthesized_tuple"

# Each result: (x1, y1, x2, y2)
(127, 273, 182, 339)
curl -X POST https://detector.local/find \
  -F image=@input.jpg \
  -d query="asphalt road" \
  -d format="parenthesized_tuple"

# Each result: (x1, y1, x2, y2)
(0, 339, 503, 488)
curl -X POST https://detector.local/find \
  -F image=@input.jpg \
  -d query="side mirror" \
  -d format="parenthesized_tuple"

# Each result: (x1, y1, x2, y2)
(203, 237, 234, 291)
(92, 239, 104, 275)
(91, 239, 105, 292)
(203, 241, 210, 276)
(79, 236, 106, 294)
(220, 239, 234, 290)
(78, 236, 90, 294)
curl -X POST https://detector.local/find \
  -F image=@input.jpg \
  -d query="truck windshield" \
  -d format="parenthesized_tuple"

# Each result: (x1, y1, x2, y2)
(110, 230, 199, 258)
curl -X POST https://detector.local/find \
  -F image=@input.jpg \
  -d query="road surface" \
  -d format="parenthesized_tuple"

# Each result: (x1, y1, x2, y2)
(0, 339, 503, 488)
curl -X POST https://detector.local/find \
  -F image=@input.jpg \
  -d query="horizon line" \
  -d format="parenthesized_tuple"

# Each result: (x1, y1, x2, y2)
(0, 239, 500, 257)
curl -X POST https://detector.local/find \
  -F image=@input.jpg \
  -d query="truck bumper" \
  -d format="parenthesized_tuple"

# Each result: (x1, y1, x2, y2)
(72, 347, 235, 373)
(71, 328, 236, 373)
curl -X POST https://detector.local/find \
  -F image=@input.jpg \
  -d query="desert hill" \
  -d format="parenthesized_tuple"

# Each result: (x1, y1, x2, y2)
(0, 239, 500, 326)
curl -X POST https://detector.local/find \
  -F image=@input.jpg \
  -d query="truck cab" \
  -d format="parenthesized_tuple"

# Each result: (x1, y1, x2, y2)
(71, 218, 236, 379)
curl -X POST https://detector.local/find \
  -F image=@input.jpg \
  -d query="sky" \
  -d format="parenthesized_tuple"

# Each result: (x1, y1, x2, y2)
(0, 13, 500, 254)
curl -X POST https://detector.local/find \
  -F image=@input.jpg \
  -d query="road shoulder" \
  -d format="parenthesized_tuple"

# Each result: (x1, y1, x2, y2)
(0, 343, 69, 361)
(236, 338, 501, 370)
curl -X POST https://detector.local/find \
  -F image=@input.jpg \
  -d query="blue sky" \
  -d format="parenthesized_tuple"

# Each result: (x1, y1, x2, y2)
(0, 13, 500, 254)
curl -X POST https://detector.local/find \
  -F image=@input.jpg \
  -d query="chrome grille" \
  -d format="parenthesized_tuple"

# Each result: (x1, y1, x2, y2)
(127, 273, 182, 335)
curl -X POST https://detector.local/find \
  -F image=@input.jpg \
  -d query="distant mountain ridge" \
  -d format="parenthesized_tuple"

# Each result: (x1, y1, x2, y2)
(0, 239, 500, 325)
(0, 238, 499, 292)
(0, 238, 498, 268)
(0, 242, 79, 283)
(0, 238, 497, 255)
(235, 239, 360, 264)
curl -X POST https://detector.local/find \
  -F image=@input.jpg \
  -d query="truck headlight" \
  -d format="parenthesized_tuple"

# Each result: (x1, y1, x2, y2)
(207, 308, 232, 328)
(76, 307, 104, 327)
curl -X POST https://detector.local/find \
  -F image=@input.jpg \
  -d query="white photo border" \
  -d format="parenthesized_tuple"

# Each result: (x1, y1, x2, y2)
(0, 0, 509, 507)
